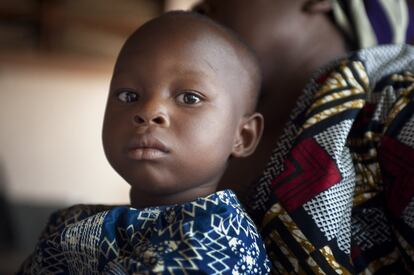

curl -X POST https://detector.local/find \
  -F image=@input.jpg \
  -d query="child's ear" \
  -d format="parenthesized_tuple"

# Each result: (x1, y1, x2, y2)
(302, 0, 332, 13)
(232, 113, 264, 158)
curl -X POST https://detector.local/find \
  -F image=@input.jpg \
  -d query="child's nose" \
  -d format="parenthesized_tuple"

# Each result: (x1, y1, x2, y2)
(133, 113, 169, 127)
(132, 95, 171, 128)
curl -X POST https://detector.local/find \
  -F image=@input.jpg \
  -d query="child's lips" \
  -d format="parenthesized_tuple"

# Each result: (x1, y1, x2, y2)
(127, 148, 168, 160)
(126, 136, 170, 160)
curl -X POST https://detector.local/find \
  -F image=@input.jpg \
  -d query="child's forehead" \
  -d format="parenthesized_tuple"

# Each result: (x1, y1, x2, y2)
(117, 19, 243, 75)
(126, 16, 230, 49)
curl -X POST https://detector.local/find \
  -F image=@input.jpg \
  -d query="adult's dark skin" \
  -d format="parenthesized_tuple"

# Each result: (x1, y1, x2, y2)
(194, 0, 347, 199)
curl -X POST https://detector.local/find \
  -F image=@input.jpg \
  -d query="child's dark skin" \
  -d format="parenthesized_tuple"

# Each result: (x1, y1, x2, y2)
(102, 13, 263, 208)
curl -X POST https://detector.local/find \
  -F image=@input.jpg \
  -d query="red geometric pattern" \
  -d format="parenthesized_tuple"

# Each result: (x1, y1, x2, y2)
(271, 138, 342, 212)
(251, 46, 414, 274)
(379, 136, 414, 218)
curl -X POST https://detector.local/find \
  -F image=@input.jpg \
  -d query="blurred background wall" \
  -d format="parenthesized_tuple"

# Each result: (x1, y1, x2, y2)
(0, 0, 200, 273)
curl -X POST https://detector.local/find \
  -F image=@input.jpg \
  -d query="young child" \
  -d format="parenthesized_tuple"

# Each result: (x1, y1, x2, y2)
(19, 11, 270, 274)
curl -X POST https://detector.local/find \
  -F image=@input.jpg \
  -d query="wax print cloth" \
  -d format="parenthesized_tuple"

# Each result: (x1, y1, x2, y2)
(331, 0, 414, 49)
(19, 190, 270, 274)
(247, 44, 414, 274)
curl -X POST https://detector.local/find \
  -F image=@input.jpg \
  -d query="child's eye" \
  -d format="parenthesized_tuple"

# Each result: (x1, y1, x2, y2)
(176, 92, 203, 105)
(117, 90, 139, 103)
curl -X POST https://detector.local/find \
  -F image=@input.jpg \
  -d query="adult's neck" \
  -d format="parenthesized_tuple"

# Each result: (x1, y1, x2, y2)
(259, 12, 346, 136)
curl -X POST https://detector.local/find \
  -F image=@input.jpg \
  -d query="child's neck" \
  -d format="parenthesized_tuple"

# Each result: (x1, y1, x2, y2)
(129, 183, 218, 208)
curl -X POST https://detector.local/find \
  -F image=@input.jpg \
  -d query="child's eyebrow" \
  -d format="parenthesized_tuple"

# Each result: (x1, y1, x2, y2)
(110, 68, 217, 92)
(173, 68, 214, 78)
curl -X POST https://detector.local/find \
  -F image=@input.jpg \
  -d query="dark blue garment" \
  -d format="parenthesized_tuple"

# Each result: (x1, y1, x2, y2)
(19, 190, 270, 274)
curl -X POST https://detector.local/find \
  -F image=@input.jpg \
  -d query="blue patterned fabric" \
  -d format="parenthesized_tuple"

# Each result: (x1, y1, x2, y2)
(18, 190, 270, 274)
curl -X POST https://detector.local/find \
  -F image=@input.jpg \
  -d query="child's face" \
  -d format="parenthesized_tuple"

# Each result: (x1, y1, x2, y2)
(102, 22, 255, 204)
